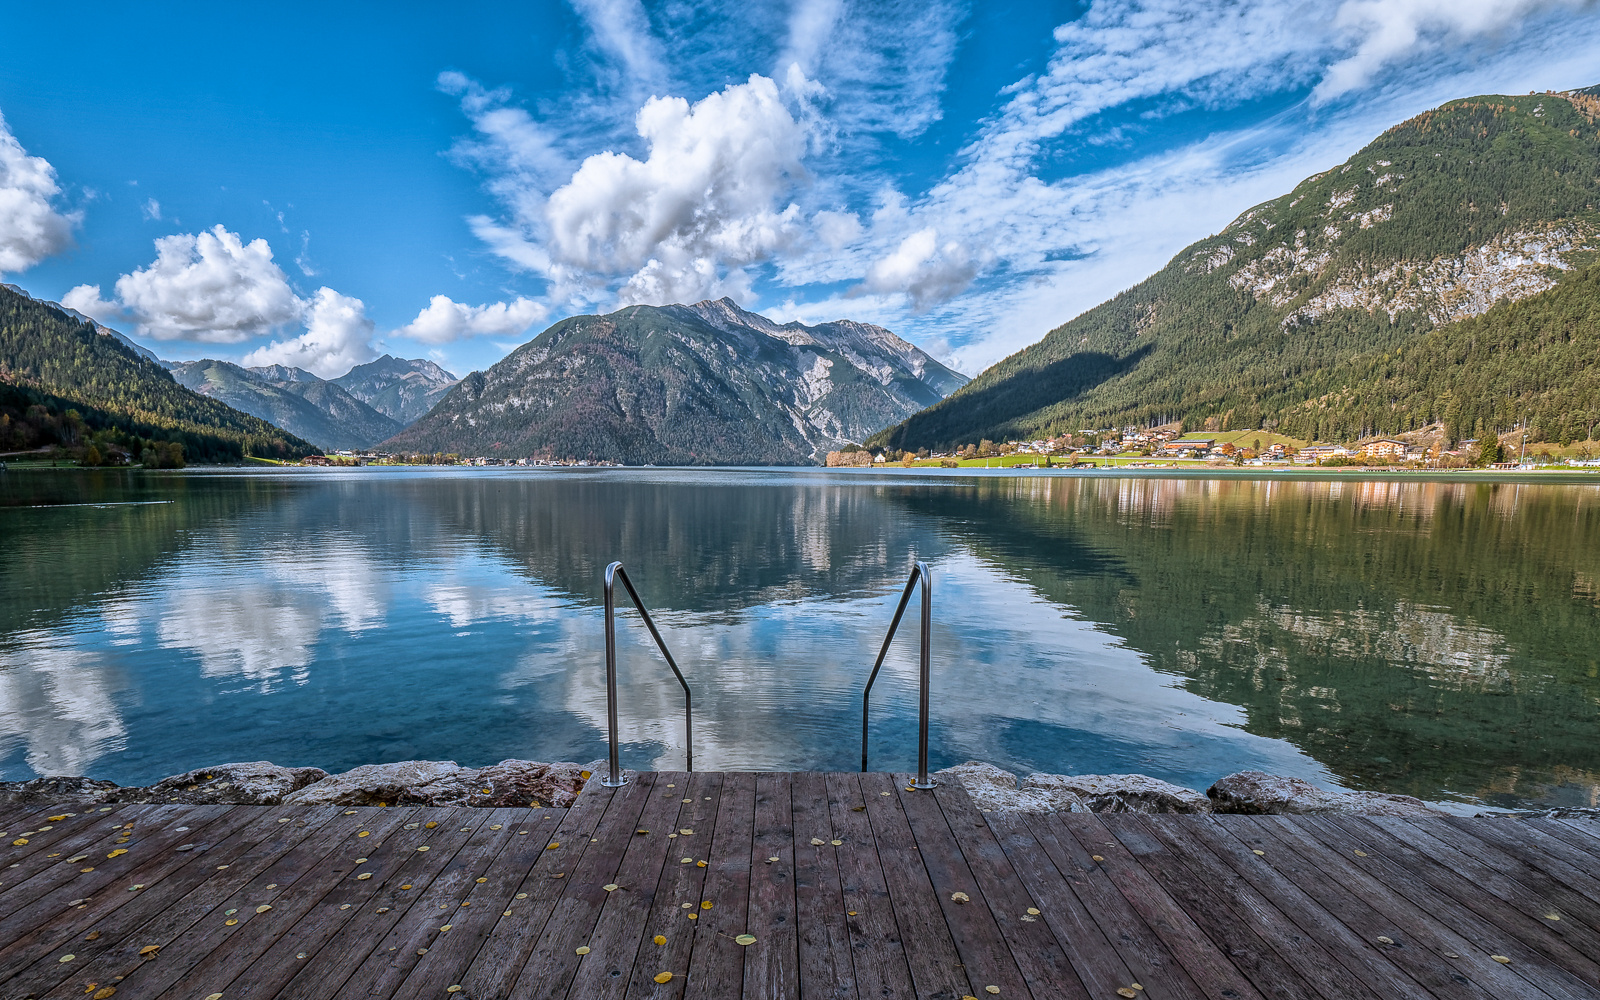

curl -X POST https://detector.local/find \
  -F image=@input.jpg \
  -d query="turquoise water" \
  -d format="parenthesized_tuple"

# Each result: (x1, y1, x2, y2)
(2, 467, 1598, 810)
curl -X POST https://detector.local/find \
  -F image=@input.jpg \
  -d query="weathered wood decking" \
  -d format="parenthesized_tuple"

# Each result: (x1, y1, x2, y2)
(1, 772, 1598, 999)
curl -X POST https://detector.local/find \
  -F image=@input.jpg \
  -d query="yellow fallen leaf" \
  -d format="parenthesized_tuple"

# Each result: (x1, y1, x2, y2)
(1492, 956, 1511, 964)
(356, 873, 372, 880)
(767, 856, 779, 863)
(654, 935, 667, 945)
(344, 810, 357, 815)
(700, 900, 713, 910)
(378, 907, 391, 913)
(59, 954, 75, 963)
(985, 988, 1000, 995)
(546, 843, 559, 850)
(401, 884, 413, 890)
(447, 987, 462, 994)
(654, 972, 673, 983)
(951, 892, 970, 903)
(139, 945, 160, 956)
(697, 861, 707, 868)
(881, 791, 891, 796)
(97, 990, 118, 999)
(681, 857, 693, 864)
(682, 903, 693, 909)
(580, 770, 592, 780)
(736, 933, 757, 945)
(69, 855, 88, 862)
(417, 846, 430, 852)
(225, 919, 238, 926)
(85, 931, 100, 940)
(810, 838, 825, 846)
(1252, 850, 1265, 856)
(491, 824, 502, 830)
(1026, 907, 1041, 916)
(340, 904, 351, 910)
(680, 829, 693, 835)
(683, 798, 692, 804)
(1354, 850, 1367, 857)
(1118, 990, 1136, 999)
(1131, 985, 1143, 992)
(461, 902, 470, 907)
(256, 905, 272, 913)
(107, 849, 128, 858)
(504, 910, 512, 916)
(829, 839, 842, 847)
(1092, 855, 1104, 862)
(1546, 913, 1562, 921)
(476, 877, 488, 883)
(515, 893, 528, 899)
(687, 913, 697, 920)
(604, 884, 620, 892)
(847, 911, 857, 916)
(81, 867, 95, 873)
(575, 946, 590, 955)
(440, 924, 452, 931)
(1376, 936, 1394, 945)
(48, 815, 67, 822)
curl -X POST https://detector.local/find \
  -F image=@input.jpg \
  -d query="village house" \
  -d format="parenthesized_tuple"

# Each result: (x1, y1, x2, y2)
(1362, 438, 1408, 459)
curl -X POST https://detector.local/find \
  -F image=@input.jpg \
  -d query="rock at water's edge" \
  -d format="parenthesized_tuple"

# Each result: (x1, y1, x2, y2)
(0, 776, 119, 805)
(283, 759, 590, 808)
(1025, 772, 1212, 814)
(933, 762, 1087, 814)
(1208, 771, 1441, 816)
(133, 761, 329, 805)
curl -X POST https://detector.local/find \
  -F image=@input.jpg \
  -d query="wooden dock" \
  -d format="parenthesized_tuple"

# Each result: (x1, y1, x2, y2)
(1, 771, 1598, 999)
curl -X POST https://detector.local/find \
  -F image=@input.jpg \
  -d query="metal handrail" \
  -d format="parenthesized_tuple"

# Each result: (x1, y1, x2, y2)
(602, 561, 693, 787)
(860, 561, 935, 788)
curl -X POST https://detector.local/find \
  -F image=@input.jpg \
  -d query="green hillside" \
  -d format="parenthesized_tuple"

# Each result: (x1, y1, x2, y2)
(0, 285, 313, 463)
(872, 89, 1600, 451)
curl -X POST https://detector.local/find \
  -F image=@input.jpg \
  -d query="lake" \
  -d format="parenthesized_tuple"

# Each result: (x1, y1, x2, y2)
(2, 466, 1598, 811)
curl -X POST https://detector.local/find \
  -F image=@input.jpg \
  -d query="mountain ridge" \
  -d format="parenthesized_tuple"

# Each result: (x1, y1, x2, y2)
(169, 359, 402, 452)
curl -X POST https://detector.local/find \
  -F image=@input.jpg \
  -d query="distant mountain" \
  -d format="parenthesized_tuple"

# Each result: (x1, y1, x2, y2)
(380, 298, 968, 464)
(871, 88, 1600, 451)
(0, 284, 312, 462)
(169, 360, 401, 452)
(333, 355, 459, 425)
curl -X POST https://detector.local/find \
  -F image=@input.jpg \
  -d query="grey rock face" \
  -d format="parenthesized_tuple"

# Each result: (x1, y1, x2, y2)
(0, 775, 119, 805)
(1208, 771, 1442, 816)
(136, 761, 329, 805)
(284, 759, 590, 808)
(1025, 772, 1212, 814)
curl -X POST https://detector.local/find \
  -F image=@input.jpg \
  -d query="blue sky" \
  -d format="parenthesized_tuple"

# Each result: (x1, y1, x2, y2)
(2, 0, 1598, 379)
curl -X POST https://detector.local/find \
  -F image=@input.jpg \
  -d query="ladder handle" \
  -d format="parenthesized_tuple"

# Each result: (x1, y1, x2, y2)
(603, 561, 694, 786)
(861, 561, 934, 787)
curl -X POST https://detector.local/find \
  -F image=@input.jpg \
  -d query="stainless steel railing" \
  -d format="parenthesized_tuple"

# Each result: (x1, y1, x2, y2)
(860, 561, 935, 788)
(602, 561, 693, 787)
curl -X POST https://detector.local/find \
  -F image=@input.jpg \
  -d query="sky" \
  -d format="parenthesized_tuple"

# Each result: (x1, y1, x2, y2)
(1, 1, 1598, 380)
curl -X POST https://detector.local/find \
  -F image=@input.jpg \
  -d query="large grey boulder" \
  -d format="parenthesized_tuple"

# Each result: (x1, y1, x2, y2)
(0, 776, 118, 806)
(135, 761, 328, 805)
(1208, 771, 1441, 816)
(933, 762, 1087, 814)
(284, 759, 591, 808)
(1025, 772, 1212, 814)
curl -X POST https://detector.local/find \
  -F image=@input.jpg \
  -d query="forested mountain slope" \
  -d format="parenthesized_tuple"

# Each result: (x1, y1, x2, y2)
(382, 298, 967, 464)
(871, 88, 1600, 450)
(0, 284, 311, 462)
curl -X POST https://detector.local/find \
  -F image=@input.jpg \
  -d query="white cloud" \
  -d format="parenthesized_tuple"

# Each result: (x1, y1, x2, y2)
(855, 227, 977, 311)
(397, 294, 548, 344)
(113, 225, 302, 342)
(61, 284, 122, 324)
(570, 0, 669, 92)
(545, 73, 810, 304)
(141, 197, 161, 221)
(0, 111, 78, 275)
(242, 287, 378, 378)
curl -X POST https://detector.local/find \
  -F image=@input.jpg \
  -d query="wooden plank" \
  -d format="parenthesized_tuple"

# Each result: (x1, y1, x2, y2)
(242, 806, 492, 1000)
(858, 771, 973, 1000)
(1524, 819, 1600, 876)
(453, 783, 625, 1000)
(0, 803, 261, 986)
(147, 805, 420, 1000)
(1339, 816, 1600, 987)
(388, 808, 573, 1000)
(1294, 815, 1599, 1000)
(791, 771, 853, 1000)
(1248, 817, 1549, 1000)
(0, 804, 175, 919)
(565, 773, 693, 1000)
(824, 772, 916, 1000)
(40, 805, 376, 1000)
(983, 809, 1139, 1000)
(1056, 813, 1267, 1000)
(322, 808, 515, 1000)
(742, 772, 798, 1000)
(1130, 815, 1382, 1000)
(1407, 819, 1600, 937)
(623, 771, 723, 1000)
(1547, 817, 1600, 854)
(1019, 812, 1205, 1000)
(24, 807, 345, 1000)
(681, 771, 755, 1000)
(1437, 819, 1600, 913)
(926, 778, 1089, 1000)
(504, 773, 657, 1000)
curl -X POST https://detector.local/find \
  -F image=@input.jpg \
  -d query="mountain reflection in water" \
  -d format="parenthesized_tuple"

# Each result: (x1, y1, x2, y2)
(1, 468, 1597, 811)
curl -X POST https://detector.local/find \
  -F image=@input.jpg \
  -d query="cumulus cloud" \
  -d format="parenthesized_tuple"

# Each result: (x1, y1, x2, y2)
(241, 287, 378, 378)
(0, 111, 78, 275)
(855, 228, 977, 311)
(397, 294, 548, 344)
(61, 284, 122, 324)
(113, 225, 302, 342)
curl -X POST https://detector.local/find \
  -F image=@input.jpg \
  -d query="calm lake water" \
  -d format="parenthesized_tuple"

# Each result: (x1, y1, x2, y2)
(2, 467, 1598, 811)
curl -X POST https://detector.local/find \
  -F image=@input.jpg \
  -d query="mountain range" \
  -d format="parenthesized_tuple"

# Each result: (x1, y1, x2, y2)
(871, 87, 1600, 452)
(0, 284, 313, 462)
(381, 298, 967, 464)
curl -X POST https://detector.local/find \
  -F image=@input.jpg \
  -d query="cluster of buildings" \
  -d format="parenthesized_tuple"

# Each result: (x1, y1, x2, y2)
(300, 452, 622, 468)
